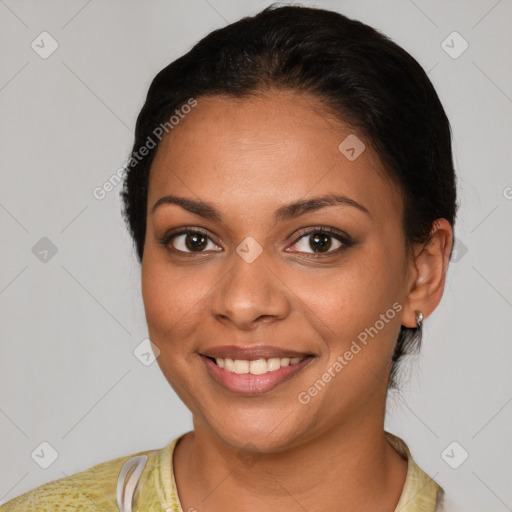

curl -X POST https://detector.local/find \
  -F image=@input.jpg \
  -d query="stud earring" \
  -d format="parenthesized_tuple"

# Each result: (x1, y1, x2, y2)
(415, 311, 424, 329)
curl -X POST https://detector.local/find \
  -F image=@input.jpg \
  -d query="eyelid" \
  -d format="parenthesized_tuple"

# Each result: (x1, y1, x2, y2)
(160, 226, 218, 242)
(290, 225, 352, 243)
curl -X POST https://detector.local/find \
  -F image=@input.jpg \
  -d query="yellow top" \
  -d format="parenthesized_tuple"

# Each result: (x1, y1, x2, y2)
(0, 431, 444, 511)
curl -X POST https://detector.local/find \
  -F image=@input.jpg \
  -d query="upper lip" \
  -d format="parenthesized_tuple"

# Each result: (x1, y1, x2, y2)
(200, 345, 312, 361)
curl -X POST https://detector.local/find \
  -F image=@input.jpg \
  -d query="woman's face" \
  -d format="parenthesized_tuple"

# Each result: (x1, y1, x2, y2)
(142, 91, 414, 451)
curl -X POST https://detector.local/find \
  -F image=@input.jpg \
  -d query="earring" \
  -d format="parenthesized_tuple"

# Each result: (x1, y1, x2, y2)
(415, 311, 424, 329)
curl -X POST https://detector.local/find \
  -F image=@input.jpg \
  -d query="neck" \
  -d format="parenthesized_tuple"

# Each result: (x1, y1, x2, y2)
(173, 415, 408, 512)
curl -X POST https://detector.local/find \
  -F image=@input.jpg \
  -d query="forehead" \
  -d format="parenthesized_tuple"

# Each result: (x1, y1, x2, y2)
(147, 91, 401, 223)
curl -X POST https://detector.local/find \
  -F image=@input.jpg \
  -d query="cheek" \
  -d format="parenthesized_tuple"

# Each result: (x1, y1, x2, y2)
(305, 253, 402, 324)
(298, 246, 405, 363)
(141, 252, 206, 347)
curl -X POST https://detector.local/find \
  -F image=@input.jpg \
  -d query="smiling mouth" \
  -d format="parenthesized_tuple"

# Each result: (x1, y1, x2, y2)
(200, 353, 314, 395)
(206, 355, 307, 375)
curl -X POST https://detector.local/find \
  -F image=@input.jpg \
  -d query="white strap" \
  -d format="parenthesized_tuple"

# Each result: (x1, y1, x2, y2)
(116, 454, 149, 512)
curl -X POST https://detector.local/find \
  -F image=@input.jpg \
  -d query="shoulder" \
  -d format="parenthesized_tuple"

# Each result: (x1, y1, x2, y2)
(0, 446, 159, 512)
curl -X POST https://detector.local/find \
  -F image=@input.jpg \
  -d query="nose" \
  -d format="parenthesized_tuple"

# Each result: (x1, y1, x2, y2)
(209, 250, 291, 331)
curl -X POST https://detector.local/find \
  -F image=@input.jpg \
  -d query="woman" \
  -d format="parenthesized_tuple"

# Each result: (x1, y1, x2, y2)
(1, 4, 456, 511)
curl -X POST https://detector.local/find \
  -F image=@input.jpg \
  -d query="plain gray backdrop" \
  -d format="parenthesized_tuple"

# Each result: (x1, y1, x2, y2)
(1, 1, 511, 511)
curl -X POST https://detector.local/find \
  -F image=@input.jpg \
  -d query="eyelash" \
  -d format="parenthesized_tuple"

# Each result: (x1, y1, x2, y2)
(158, 225, 353, 258)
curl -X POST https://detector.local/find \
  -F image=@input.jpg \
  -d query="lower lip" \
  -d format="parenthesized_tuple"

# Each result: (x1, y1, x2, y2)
(201, 355, 313, 394)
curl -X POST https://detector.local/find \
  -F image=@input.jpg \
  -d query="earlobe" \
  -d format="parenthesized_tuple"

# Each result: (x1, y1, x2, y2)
(402, 219, 453, 328)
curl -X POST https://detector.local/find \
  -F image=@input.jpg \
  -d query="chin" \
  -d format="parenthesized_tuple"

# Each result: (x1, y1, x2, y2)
(202, 407, 307, 454)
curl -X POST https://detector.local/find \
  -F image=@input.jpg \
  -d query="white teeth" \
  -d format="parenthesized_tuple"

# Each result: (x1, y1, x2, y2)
(233, 360, 249, 374)
(249, 359, 267, 375)
(212, 356, 306, 374)
(266, 358, 281, 371)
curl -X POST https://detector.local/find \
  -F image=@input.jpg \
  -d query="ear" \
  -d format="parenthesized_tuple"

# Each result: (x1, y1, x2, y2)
(401, 219, 453, 328)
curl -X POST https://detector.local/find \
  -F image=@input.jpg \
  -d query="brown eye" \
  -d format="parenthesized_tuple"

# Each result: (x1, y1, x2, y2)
(166, 230, 221, 253)
(294, 232, 341, 254)
(286, 226, 353, 256)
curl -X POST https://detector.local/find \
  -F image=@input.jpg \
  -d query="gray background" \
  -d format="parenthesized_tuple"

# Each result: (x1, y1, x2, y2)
(1, 1, 511, 510)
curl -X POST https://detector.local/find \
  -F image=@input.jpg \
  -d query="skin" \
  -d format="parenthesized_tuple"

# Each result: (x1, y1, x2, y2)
(141, 90, 453, 512)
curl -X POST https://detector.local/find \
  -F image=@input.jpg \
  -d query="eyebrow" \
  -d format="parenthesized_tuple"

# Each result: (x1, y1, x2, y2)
(151, 193, 370, 222)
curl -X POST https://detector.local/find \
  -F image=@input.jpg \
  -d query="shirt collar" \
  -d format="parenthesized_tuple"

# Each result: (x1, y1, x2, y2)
(152, 431, 443, 512)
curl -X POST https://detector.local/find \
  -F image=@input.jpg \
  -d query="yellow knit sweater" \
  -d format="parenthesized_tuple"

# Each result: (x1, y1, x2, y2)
(0, 431, 443, 511)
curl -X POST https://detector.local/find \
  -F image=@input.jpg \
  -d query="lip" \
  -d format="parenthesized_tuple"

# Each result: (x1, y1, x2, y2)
(200, 345, 311, 360)
(200, 352, 314, 395)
